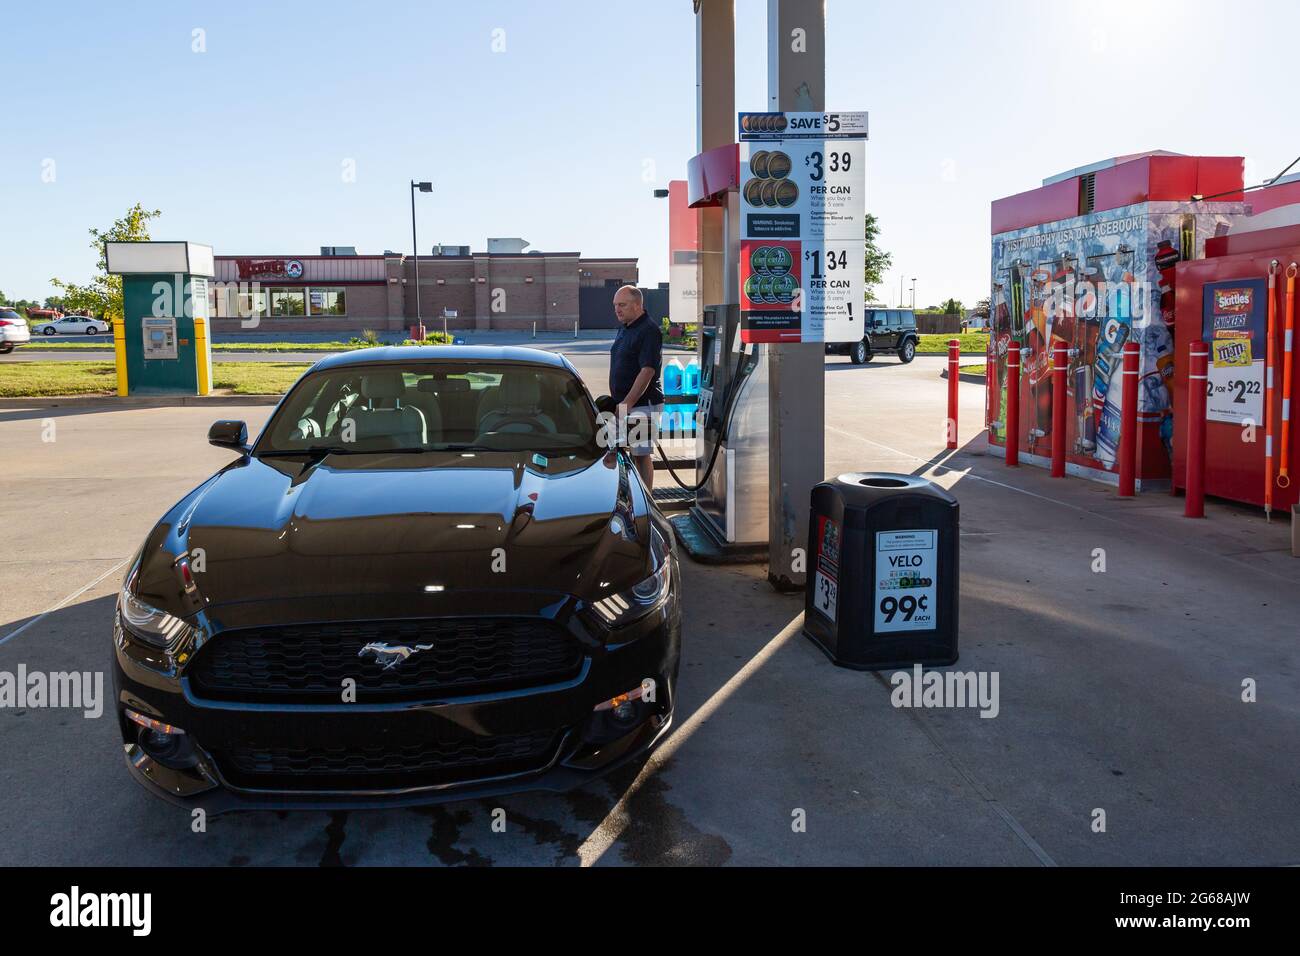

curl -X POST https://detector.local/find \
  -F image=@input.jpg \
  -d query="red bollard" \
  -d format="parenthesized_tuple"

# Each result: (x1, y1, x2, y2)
(947, 338, 960, 449)
(1185, 340, 1209, 518)
(1118, 341, 1141, 497)
(1051, 343, 1067, 477)
(1005, 341, 1020, 467)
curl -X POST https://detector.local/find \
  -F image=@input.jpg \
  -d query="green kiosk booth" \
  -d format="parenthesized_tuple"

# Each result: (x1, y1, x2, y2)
(104, 241, 215, 396)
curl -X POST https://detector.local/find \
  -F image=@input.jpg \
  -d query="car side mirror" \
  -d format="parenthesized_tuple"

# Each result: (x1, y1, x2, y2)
(594, 394, 617, 415)
(208, 420, 249, 453)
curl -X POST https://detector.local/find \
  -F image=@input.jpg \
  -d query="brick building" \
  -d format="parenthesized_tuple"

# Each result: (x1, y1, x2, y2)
(207, 242, 638, 335)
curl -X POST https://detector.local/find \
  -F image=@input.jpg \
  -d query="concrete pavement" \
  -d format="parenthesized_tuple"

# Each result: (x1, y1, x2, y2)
(0, 354, 1295, 866)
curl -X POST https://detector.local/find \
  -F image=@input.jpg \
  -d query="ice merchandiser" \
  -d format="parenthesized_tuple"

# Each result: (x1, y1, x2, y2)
(987, 152, 1246, 488)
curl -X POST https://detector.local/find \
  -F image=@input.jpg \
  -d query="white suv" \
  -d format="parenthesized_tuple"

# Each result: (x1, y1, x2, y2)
(0, 308, 31, 353)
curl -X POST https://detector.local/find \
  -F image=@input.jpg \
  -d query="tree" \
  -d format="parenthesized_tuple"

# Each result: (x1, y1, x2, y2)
(969, 297, 991, 321)
(942, 298, 964, 315)
(863, 213, 892, 299)
(50, 203, 162, 322)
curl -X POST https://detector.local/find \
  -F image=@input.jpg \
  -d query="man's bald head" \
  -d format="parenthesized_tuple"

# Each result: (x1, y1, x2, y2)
(613, 285, 644, 325)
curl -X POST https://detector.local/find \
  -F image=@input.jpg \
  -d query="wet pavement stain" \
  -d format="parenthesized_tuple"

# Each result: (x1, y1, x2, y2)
(489, 799, 584, 865)
(411, 805, 493, 866)
(603, 758, 732, 867)
(563, 780, 616, 827)
(319, 811, 349, 867)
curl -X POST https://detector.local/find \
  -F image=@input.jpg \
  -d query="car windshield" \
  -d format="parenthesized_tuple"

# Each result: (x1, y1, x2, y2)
(255, 361, 602, 457)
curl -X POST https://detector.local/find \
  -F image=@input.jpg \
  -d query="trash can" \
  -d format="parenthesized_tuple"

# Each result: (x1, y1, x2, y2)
(803, 472, 959, 669)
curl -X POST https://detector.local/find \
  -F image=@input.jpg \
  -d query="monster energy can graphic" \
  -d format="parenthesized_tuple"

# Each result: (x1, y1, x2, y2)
(1180, 214, 1195, 263)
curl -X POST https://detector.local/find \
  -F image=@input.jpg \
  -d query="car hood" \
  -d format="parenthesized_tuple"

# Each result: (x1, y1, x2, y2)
(133, 450, 652, 622)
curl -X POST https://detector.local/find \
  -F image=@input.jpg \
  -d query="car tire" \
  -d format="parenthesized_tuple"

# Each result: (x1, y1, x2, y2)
(0, 343, 13, 354)
(86, 327, 98, 335)
(899, 339, 916, 363)
(43, 327, 55, 336)
(850, 340, 870, 365)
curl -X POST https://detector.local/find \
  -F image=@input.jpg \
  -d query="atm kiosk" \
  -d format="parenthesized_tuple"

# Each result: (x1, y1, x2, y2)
(104, 241, 215, 396)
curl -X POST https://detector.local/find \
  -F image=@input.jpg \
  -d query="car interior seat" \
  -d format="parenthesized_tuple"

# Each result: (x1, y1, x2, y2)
(477, 373, 556, 436)
(341, 372, 431, 446)
(414, 377, 473, 443)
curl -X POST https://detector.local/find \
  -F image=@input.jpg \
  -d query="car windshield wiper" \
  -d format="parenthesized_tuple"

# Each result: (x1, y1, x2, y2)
(256, 446, 368, 458)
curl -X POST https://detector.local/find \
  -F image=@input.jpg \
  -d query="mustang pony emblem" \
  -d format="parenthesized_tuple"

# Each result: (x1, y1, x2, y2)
(358, 642, 435, 670)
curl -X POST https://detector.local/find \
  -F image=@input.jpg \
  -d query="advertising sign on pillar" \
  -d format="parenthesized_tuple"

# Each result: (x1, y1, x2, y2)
(1201, 278, 1266, 425)
(737, 111, 868, 343)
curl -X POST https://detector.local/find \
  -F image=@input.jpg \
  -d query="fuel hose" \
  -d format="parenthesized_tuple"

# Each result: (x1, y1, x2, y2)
(654, 346, 754, 493)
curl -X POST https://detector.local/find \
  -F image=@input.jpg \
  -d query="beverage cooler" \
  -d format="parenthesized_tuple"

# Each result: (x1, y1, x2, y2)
(1172, 224, 1300, 512)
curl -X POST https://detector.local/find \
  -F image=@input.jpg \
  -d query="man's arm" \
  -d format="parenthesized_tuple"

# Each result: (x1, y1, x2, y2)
(620, 366, 655, 411)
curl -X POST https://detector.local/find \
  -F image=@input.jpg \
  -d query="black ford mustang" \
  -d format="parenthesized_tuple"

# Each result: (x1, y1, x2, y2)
(112, 346, 680, 812)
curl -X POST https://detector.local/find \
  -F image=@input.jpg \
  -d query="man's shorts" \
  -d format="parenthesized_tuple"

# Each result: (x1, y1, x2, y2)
(623, 404, 663, 456)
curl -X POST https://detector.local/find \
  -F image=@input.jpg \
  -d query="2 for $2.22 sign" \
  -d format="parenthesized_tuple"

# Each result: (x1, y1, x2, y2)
(874, 530, 937, 633)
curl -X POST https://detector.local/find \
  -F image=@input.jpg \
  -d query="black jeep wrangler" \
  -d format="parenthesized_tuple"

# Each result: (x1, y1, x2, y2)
(825, 308, 919, 364)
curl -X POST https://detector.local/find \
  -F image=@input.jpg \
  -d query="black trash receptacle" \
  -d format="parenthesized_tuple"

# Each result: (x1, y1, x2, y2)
(803, 472, 958, 669)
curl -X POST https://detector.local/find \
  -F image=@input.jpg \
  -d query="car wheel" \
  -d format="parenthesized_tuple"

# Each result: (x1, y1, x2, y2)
(43, 327, 55, 336)
(86, 326, 98, 335)
(899, 339, 916, 363)
(0, 343, 13, 354)
(851, 340, 870, 365)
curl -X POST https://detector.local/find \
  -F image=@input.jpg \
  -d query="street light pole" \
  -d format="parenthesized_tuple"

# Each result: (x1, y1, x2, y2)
(899, 274, 905, 309)
(910, 277, 917, 310)
(410, 180, 432, 334)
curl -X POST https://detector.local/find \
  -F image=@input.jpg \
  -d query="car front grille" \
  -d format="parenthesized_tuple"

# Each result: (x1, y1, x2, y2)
(188, 618, 584, 703)
(214, 729, 561, 792)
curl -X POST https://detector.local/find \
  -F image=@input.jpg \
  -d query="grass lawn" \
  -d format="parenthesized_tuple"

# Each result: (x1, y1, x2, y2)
(959, 364, 987, 377)
(0, 361, 120, 397)
(212, 362, 311, 394)
(916, 332, 990, 355)
(0, 361, 310, 398)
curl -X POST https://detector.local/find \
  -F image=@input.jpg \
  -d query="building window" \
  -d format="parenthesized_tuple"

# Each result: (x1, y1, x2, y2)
(309, 287, 347, 316)
(238, 291, 269, 318)
(270, 288, 306, 316)
(208, 286, 268, 319)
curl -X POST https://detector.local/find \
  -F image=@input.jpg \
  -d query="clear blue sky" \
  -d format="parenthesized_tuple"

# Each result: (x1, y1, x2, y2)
(2, 0, 1295, 308)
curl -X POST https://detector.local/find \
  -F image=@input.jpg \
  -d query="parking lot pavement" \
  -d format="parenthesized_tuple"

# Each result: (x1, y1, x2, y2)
(1, 358, 1296, 866)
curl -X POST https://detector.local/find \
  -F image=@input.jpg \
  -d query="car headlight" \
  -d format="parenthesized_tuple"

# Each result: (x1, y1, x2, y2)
(118, 588, 197, 648)
(591, 558, 672, 626)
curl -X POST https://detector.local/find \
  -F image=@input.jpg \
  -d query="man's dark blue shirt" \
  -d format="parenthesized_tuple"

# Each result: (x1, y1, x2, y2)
(609, 311, 664, 406)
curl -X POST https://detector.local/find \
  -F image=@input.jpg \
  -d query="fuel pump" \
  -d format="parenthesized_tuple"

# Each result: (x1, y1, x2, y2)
(664, 303, 771, 552)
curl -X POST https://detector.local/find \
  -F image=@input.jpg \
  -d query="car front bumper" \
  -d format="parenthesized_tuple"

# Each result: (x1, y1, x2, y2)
(113, 598, 680, 814)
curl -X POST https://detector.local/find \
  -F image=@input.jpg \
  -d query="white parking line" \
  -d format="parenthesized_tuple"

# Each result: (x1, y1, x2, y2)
(577, 613, 806, 866)
(0, 557, 130, 648)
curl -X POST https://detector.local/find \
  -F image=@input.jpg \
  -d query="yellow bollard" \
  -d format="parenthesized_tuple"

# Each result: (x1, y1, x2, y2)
(194, 316, 211, 396)
(113, 319, 128, 396)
